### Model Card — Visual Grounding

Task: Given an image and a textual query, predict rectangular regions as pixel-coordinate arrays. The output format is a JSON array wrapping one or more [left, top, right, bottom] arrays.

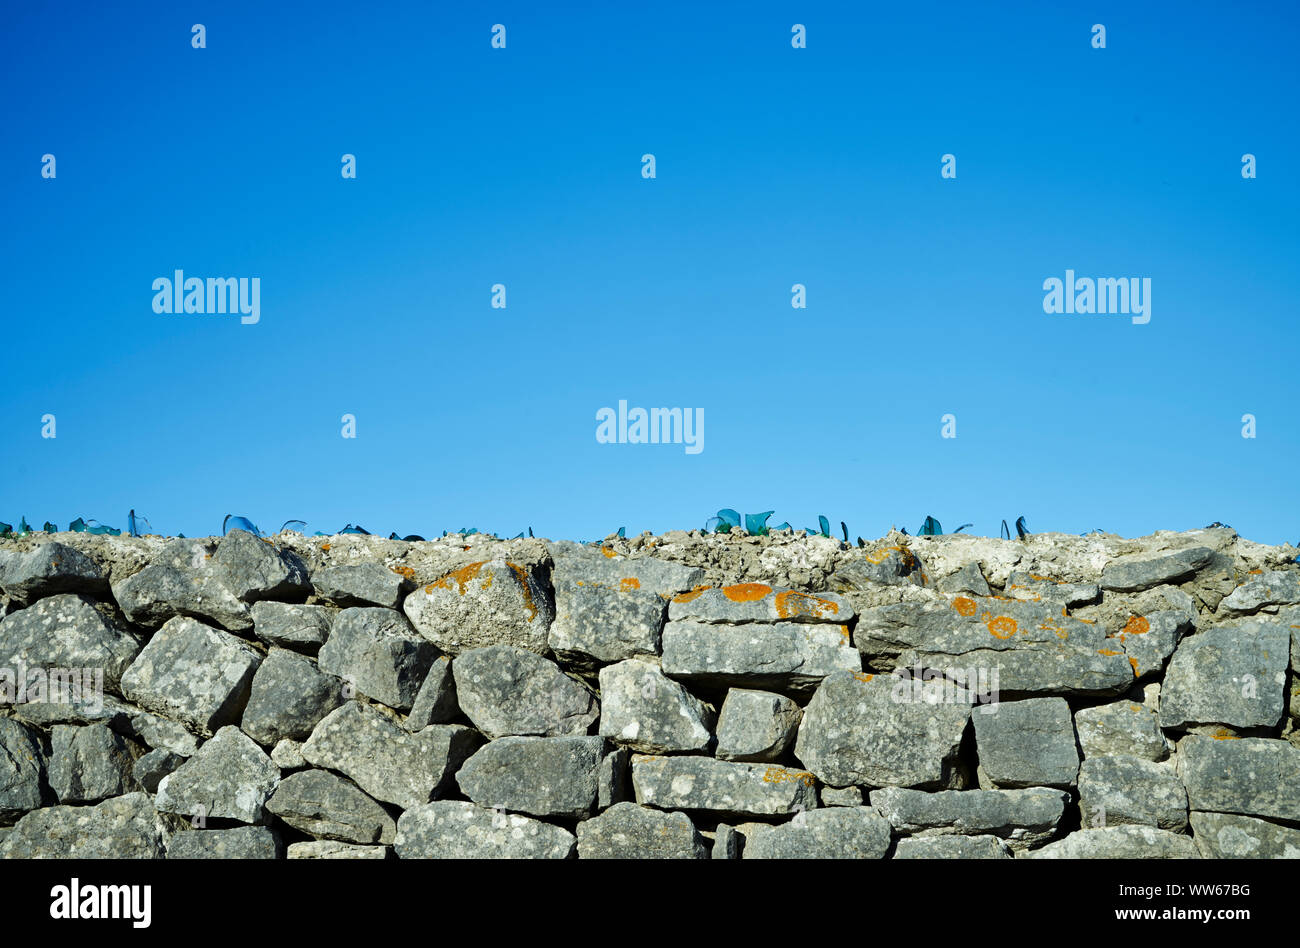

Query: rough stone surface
[[287, 840, 389, 859], [1074, 700, 1169, 761], [1078, 756, 1188, 832], [1160, 620, 1289, 730], [0, 717, 46, 821], [405, 655, 459, 729], [266, 769, 396, 844], [894, 834, 1012, 859], [403, 559, 553, 654], [742, 807, 892, 859], [0, 793, 167, 858], [47, 723, 137, 803], [0, 593, 141, 688], [155, 726, 280, 824], [1190, 811, 1300, 859], [576, 801, 707, 858], [167, 826, 283, 859], [211, 529, 310, 603], [973, 698, 1080, 789], [317, 607, 434, 712], [1101, 547, 1216, 593], [0, 542, 106, 603], [453, 645, 597, 739], [1219, 570, 1300, 616], [1028, 825, 1200, 859], [631, 754, 818, 817], [597, 659, 713, 754], [869, 786, 1068, 851], [456, 736, 606, 819], [1177, 736, 1300, 823], [313, 564, 404, 608], [395, 801, 575, 859], [241, 648, 346, 746], [715, 688, 802, 762], [662, 619, 860, 694], [132, 748, 184, 794], [550, 580, 667, 667], [250, 601, 333, 652]]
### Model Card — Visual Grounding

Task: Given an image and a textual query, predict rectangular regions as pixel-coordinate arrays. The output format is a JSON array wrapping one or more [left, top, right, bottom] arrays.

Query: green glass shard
[[918, 516, 942, 536], [818, 515, 830, 538], [43, 521, 57, 533], [745, 511, 774, 536], [223, 515, 263, 538], [1015, 516, 1030, 539], [953, 523, 973, 533]]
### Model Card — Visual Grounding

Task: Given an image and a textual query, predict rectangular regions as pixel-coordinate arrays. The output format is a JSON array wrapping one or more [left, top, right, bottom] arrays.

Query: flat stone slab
[[312, 563, 404, 608], [0, 793, 167, 858], [394, 801, 575, 859], [1074, 700, 1168, 761], [1078, 756, 1188, 832], [1028, 825, 1200, 859], [973, 697, 1079, 789], [1219, 569, 1300, 616], [742, 807, 892, 859], [576, 801, 707, 859], [894, 835, 1012, 859], [662, 619, 860, 694], [668, 584, 853, 625], [631, 754, 817, 817], [1189, 811, 1300, 858], [166, 826, 283, 859], [452, 645, 598, 739], [868, 786, 1068, 851], [597, 659, 713, 754], [455, 736, 607, 819], [403, 559, 553, 654], [1159, 620, 1289, 730], [287, 840, 390, 859], [1177, 736, 1300, 823], [1100, 547, 1216, 593]]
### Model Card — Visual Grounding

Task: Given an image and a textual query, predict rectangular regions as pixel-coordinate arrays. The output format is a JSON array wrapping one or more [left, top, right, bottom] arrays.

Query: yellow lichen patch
[[987, 616, 1017, 639], [853, 672, 874, 683], [600, 547, 618, 559], [864, 545, 916, 570], [1211, 729, 1240, 741], [1248, 568, 1262, 575], [320, 543, 331, 552], [1097, 648, 1123, 656], [1128, 657, 1140, 677], [391, 566, 416, 581], [762, 766, 816, 788], [774, 590, 839, 620], [1123, 615, 1150, 636], [952, 597, 978, 617], [430, 561, 488, 596], [724, 582, 772, 603], [672, 585, 711, 603], [838, 624, 851, 645], [619, 577, 641, 591], [506, 562, 538, 622]]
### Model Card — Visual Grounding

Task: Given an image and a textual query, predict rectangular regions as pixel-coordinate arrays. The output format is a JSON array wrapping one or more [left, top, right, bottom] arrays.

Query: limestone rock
[[403, 559, 553, 654], [394, 801, 575, 859], [973, 698, 1079, 789], [631, 754, 817, 817], [597, 659, 713, 754], [456, 736, 606, 819], [715, 688, 801, 762], [742, 807, 892, 859], [453, 645, 597, 739], [155, 726, 280, 824], [317, 607, 435, 712], [576, 801, 708, 859], [266, 769, 396, 844]]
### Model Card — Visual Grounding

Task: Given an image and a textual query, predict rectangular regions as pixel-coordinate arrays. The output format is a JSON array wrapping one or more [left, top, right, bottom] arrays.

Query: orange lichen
[[600, 547, 618, 559], [391, 566, 416, 581], [774, 590, 840, 620], [839, 624, 851, 645], [952, 597, 978, 617], [762, 767, 816, 788], [987, 616, 1017, 639], [724, 582, 772, 603], [672, 585, 711, 603], [506, 562, 538, 622], [1097, 648, 1123, 656], [1123, 615, 1150, 636], [1128, 657, 1140, 676], [853, 672, 874, 683], [320, 543, 331, 552], [619, 577, 641, 591], [1212, 729, 1240, 741], [864, 545, 916, 570], [430, 561, 488, 596]]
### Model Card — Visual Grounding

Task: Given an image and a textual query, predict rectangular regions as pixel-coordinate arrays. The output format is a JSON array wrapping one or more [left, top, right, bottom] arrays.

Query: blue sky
[[2, 1, 1297, 543]]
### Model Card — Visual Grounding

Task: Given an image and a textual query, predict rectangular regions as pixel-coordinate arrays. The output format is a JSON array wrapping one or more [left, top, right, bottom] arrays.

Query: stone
[[1100, 547, 1216, 593], [794, 671, 971, 789], [936, 563, 992, 597], [394, 801, 575, 859], [894, 835, 1012, 859], [312, 563, 405, 608], [715, 688, 802, 762], [1189, 812, 1300, 859], [250, 601, 333, 652], [828, 545, 923, 588], [317, 607, 435, 711], [211, 529, 310, 602], [1177, 736, 1300, 823], [549, 543, 705, 597], [820, 786, 864, 807], [550, 580, 667, 667], [403, 559, 553, 654], [973, 698, 1079, 789], [266, 769, 396, 844], [132, 748, 184, 793], [287, 840, 389, 859], [868, 786, 1069, 851], [167, 826, 283, 859], [405, 655, 458, 729], [661, 620, 860, 694], [456, 736, 606, 819], [0, 542, 106, 603], [1219, 569, 1300, 616], [270, 739, 306, 770], [711, 824, 741, 859], [111, 539, 252, 631], [742, 807, 892, 859], [453, 645, 597, 739], [1074, 700, 1168, 761], [597, 659, 713, 754], [1078, 756, 1188, 832], [129, 710, 200, 757], [576, 802, 707, 859], [7, 693, 133, 730], [631, 754, 817, 817], [1160, 620, 1289, 730], [155, 726, 280, 824], [667, 583, 854, 625], [1004, 570, 1098, 607], [240, 648, 346, 745], [0, 793, 167, 858], [1028, 826, 1199, 859], [47, 724, 137, 803], [0, 593, 141, 689], [300, 701, 481, 808], [0, 717, 46, 821], [119, 616, 262, 736]]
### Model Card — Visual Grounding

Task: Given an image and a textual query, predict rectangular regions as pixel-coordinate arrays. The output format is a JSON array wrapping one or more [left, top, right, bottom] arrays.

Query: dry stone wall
[[1, 525, 1299, 859]]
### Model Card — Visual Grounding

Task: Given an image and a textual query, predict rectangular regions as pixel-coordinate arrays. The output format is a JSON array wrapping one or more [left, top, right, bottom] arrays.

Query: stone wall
[[1, 525, 1298, 859]]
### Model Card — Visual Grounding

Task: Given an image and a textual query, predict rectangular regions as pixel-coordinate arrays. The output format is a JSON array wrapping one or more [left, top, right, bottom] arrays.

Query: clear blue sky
[[3, 1, 1297, 543]]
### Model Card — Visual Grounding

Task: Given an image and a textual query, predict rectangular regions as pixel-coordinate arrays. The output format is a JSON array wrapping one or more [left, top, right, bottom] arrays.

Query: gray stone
[[300, 701, 481, 808], [742, 807, 892, 859], [270, 739, 306, 770], [1029, 825, 1199, 859], [668, 584, 854, 625], [1100, 547, 1216, 593], [576, 802, 707, 859], [167, 826, 283, 859], [212, 529, 310, 602], [820, 786, 864, 807], [1078, 756, 1188, 832], [973, 698, 1079, 789], [453, 645, 597, 739], [7, 693, 133, 730], [0, 542, 106, 603], [550, 543, 705, 598], [48, 724, 136, 803], [1177, 736, 1300, 823], [936, 563, 992, 597], [1219, 569, 1300, 616], [1004, 570, 1098, 606], [794, 671, 971, 789], [894, 835, 1012, 859], [287, 840, 389, 859], [129, 710, 199, 757], [711, 823, 741, 859], [250, 601, 334, 652], [155, 726, 280, 824], [661, 619, 860, 694], [0, 793, 166, 858], [456, 736, 606, 819], [0, 593, 141, 689], [266, 769, 396, 844], [111, 539, 252, 631], [1160, 621, 1289, 730], [119, 616, 262, 736], [1074, 700, 1168, 761], [317, 607, 435, 711], [868, 786, 1068, 851], [312, 563, 405, 608], [597, 659, 713, 754], [715, 688, 801, 762], [1190, 811, 1300, 859], [631, 754, 817, 817], [828, 545, 922, 588], [403, 559, 553, 654], [550, 579, 666, 667], [132, 748, 184, 793], [394, 801, 575, 859], [405, 655, 458, 729], [0, 717, 46, 821], [240, 648, 346, 746]]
